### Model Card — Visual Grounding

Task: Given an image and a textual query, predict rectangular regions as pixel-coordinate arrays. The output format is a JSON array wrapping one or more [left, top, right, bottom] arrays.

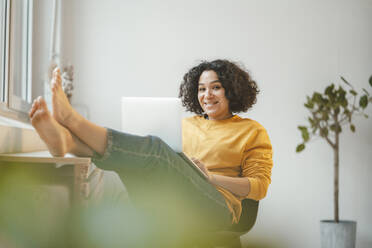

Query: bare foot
[[29, 96, 73, 157], [51, 67, 76, 127]]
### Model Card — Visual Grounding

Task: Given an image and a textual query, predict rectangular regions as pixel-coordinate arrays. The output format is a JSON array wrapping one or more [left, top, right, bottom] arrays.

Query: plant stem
[[334, 126, 340, 223]]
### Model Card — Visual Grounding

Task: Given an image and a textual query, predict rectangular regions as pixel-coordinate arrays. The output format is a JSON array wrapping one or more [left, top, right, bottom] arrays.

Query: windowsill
[[0, 114, 33, 129], [0, 115, 46, 154]]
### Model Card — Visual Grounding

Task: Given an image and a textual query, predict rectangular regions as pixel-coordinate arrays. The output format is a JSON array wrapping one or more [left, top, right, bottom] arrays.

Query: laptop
[[121, 97, 208, 179]]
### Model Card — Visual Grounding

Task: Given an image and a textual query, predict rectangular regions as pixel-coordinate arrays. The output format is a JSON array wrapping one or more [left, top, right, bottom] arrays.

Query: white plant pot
[[320, 220, 357, 248]]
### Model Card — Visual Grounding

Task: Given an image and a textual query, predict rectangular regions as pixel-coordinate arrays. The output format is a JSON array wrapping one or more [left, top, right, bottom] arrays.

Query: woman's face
[[197, 70, 231, 120]]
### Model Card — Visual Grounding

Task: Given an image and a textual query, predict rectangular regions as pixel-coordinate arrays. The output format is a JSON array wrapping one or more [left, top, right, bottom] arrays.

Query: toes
[[53, 67, 62, 87], [29, 99, 39, 118], [29, 108, 34, 118], [56, 75, 62, 87], [30, 109, 40, 124], [51, 77, 62, 91], [36, 96, 43, 103], [53, 67, 60, 78], [29, 109, 33, 118], [30, 108, 51, 128], [30, 109, 43, 125], [33, 99, 40, 109], [38, 96, 48, 110], [51, 82, 57, 92]]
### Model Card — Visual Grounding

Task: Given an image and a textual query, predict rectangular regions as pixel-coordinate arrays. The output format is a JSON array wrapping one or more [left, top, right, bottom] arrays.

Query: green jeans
[[92, 128, 231, 245]]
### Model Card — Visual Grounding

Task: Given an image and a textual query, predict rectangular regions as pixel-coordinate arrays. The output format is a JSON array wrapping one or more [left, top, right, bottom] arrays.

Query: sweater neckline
[[200, 114, 241, 124]]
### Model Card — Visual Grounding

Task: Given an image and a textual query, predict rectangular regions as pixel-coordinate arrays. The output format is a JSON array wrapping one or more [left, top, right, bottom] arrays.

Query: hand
[[191, 158, 214, 183]]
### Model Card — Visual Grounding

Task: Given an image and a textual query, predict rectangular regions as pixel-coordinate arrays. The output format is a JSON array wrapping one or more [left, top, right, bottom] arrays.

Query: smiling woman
[[179, 59, 259, 116], [197, 70, 232, 120], [29, 59, 273, 246], [179, 60, 272, 225]]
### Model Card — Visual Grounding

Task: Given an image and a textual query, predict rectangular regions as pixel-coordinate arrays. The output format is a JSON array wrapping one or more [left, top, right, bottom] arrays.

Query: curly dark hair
[[179, 59, 259, 115]]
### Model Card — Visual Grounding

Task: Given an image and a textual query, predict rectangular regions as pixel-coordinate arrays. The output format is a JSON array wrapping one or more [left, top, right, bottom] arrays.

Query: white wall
[[32, 0, 56, 101], [61, 0, 372, 247]]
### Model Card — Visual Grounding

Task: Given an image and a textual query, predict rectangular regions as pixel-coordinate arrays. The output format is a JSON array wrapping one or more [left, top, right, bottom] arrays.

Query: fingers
[[191, 157, 207, 170], [191, 157, 203, 167], [191, 158, 213, 181]]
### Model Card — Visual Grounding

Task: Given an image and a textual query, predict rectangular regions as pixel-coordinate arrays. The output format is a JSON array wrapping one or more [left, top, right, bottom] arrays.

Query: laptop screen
[[121, 97, 188, 152]]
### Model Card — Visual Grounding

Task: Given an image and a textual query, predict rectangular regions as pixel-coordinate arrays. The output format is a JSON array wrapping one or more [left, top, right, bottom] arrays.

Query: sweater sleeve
[[241, 127, 273, 201]]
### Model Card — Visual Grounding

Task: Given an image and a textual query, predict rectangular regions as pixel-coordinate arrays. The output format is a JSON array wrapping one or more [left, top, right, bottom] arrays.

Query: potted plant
[[296, 76, 372, 248]]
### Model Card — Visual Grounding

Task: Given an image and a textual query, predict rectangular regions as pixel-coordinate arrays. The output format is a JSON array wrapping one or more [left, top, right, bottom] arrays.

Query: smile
[[204, 101, 219, 107]]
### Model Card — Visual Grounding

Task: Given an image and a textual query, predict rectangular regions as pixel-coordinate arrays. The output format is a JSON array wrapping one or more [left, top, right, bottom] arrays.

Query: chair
[[194, 199, 259, 248]]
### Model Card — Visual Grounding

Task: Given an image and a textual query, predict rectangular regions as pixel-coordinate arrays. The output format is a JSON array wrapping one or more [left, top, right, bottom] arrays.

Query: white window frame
[[0, 0, 33, 123], [1, 0, 10, 104]]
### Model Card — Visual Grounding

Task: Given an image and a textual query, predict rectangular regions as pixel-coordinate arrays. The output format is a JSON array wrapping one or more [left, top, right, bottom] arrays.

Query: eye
[[213, 85, 221, 90], [198, 87, 206, 92]]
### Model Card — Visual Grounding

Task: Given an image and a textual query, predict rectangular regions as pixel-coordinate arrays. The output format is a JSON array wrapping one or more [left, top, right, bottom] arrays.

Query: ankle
[[62, 128, 75, 155], [64, 108, 80, 131], [49, 139, 68, 157]]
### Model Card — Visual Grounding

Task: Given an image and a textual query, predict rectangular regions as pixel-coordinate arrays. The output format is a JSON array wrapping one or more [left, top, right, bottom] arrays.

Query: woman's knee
[[146, 135, 177, 166], [148, 135, 171, 151]]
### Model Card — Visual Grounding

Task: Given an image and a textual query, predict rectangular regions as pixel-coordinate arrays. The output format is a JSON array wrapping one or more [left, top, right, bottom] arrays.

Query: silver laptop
[[121, 97, 207, 178]]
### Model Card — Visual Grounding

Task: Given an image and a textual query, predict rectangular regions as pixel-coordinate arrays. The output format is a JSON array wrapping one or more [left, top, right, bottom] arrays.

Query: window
[[1, 0, 61, 124], [0, 0, 7, 103], [0, 0, 33, 122]]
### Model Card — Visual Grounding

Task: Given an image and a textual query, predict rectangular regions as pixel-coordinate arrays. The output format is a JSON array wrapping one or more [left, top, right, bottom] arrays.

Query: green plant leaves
[[298, 126, 307, 131], [312, 92, 323, 104], [330, 124, 342, 133], [336, 86, 347, 107], [359, 95, 368, 109], [344, 108, 352, 122], [304, 102, 314, 109], [325, 84, 335, 96], [298, 126, 310, 142], [350, 124, 355, 132], [349, 90, 357, 96], [334, 106, 340, 115], [296, 75, 371, 154], [296, 143, 305, 152], [304, 96, 314, 109], [302, 130, 310, 141], [320, 127, 329, 137], [341, 98, 348, 107], [341, 76, 351, 87]]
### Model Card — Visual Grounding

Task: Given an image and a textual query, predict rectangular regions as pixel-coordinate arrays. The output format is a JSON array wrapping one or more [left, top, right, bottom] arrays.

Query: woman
[[29, 59, 273, 245]]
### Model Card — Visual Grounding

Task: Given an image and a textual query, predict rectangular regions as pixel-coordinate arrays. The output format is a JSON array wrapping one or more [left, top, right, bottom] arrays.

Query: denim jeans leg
[[92, 128, 232, 234]]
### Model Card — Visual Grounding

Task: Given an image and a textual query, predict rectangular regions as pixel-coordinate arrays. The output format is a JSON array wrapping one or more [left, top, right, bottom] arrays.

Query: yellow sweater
[[182, 115, 273, 223]]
